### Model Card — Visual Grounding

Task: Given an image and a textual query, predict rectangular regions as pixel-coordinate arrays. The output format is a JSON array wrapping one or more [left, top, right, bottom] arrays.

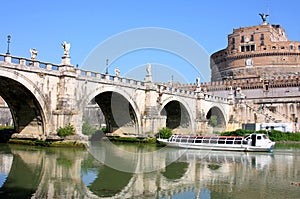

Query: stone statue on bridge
[[114, 68, 120, 77], [196, 76, 201, 88], [30, 48, 38, 60], [61, 41, 71, 57], [145, 63, 152, 82], [146, 63, 151, 76]]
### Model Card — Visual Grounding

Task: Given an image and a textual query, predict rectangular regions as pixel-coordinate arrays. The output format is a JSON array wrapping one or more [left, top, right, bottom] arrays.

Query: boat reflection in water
[[0, 142, 299, 198]]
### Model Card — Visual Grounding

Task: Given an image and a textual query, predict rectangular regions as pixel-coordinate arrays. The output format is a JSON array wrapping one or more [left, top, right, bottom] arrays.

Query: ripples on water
[[0, 143, 299, 198]]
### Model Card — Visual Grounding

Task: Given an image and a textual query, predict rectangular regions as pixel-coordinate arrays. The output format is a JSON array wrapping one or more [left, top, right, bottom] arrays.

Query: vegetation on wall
[[57, 124, 75, 137]]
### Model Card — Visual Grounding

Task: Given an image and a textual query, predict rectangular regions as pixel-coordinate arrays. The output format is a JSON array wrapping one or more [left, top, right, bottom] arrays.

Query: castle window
[[298, 45, 300, 50], [261, 40, 265, 46], [241, 36, 244, 43], [261, 34, 264, 40], [240, 44, 255, 52], [251, 35, 254, 41], [272, 46, 276, 49], [241, 46, 245, 52], [246, 45, 250, 51], [290, 45, 294, 50], [232, 37, 235, 44], [231, 44, 235, 50]]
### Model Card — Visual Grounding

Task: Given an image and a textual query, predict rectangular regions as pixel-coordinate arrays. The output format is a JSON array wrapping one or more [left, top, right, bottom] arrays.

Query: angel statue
[[259, 13, 269, 24], [146, 63, 151, 76], [30, 48, 38, 60], [114, 68, 120, 77], [61, 41, 71, 57]]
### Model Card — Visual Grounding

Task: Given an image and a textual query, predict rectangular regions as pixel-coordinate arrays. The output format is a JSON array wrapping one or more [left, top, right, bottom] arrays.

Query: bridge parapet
[[0, 53, 60, 71], [156, 84, 196, 98]]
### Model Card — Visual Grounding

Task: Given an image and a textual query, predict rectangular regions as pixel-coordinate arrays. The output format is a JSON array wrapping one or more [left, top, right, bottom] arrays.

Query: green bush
[[221, 129, 253, 136], [57, 124, 75, 137], [158, 127, 173, 139], [221, 129, 300, 141]]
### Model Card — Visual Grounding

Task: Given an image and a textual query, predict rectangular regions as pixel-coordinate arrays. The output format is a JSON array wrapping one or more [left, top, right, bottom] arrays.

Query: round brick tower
[[211, 17, 300, 81]]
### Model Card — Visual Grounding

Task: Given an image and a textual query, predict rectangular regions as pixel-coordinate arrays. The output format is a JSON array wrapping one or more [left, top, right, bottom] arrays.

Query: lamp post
[[105, 58, 109, 74], [6, 35, 11, 55]]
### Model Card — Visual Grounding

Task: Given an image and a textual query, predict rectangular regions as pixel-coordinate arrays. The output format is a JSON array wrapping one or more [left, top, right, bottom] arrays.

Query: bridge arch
[[82, 86, 142, 134], [0, 70, 49, 136], [206, 105, 227, 127], [159, 97, 194, 134]]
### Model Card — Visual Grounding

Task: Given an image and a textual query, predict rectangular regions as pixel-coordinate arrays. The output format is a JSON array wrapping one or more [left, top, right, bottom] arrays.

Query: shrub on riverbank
[[0, 126, 14, 130], [220, 129, 300, 141], [106, 136, 157, 144], [158, 127, 172, 139]]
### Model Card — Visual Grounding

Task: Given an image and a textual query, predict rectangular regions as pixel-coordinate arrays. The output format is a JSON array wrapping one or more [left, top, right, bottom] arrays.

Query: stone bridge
[[0, 53, 232, 140]]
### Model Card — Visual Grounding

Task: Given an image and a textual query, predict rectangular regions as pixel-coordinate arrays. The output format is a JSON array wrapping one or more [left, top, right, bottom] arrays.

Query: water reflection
[[0, 143, 299, 198]]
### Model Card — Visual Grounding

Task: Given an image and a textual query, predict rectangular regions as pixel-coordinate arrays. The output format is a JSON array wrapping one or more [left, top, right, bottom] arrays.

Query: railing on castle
[[200, 76, 300, 91]]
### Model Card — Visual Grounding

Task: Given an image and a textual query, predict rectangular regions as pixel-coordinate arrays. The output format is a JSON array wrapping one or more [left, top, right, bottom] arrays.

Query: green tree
[[209, 115, 218, 127]]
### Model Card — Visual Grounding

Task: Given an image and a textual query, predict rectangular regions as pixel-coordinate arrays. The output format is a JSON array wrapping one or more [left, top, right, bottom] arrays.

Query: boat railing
[[170, 135, 245, 145]]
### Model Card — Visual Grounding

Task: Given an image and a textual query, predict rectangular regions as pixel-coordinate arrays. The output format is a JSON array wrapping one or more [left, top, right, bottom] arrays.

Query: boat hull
[[157, 139, 275, 152]]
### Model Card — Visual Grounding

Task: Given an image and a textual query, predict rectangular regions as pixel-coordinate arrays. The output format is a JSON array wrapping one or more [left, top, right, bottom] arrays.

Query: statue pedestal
[[145, 74, 152, 82], [61, 56, 71, 66]]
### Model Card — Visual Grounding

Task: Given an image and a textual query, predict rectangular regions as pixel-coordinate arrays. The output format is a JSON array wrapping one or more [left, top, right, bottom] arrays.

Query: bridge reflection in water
[[0, 143, 299, 198]]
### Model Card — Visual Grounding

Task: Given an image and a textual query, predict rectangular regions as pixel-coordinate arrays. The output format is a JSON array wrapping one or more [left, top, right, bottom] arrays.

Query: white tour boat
[[157, 134, 275, 152]]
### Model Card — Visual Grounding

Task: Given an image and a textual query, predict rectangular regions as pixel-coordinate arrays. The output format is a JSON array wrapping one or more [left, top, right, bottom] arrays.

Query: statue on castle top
[[30, 48, 38, 60], [259, 13, 269, 24], [61, 41, 70, 57]]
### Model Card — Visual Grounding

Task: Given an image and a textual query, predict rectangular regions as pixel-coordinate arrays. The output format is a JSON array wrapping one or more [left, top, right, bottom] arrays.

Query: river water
[[0, 141, 299, 199]]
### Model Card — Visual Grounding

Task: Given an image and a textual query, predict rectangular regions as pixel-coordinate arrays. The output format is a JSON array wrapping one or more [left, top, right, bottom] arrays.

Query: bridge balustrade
[[0, 54, 60, 71]]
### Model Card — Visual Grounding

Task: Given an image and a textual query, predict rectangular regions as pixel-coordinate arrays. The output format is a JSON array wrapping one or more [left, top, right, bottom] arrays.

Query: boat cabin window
[[210, 138, 218, 144], [203, 138, 210, 143], [181, 138, 188, 142], [234, 138, 243, 144], [263, 135, 267, 139], [195, 139, 202, 143], [244, 135, 250, 140], [226, 138, 234, 144], [218, 138, 226, 144], [188, 138, 194, 143], [257, 135, 262, 140]]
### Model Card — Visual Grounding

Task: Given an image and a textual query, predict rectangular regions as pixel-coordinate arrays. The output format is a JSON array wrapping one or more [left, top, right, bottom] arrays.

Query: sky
[[1, 0, 300, 83]]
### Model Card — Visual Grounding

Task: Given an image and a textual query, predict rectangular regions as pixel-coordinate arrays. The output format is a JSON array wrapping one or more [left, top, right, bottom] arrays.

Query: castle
[[211, 15, 300, 81], [206, 14, 300, 132]]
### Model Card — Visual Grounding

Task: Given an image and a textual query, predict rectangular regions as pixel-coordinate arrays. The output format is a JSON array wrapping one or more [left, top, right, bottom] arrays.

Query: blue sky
[[1, 0, 300, 82]]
